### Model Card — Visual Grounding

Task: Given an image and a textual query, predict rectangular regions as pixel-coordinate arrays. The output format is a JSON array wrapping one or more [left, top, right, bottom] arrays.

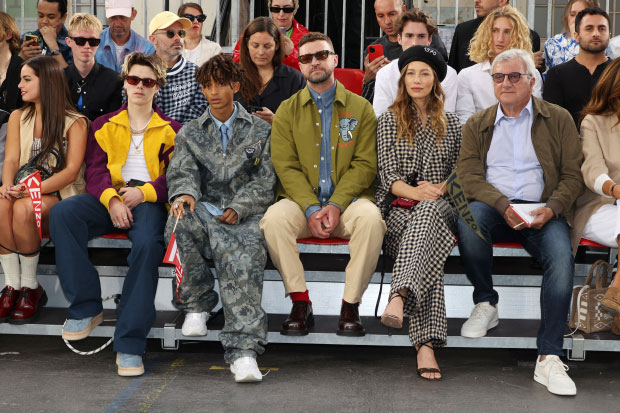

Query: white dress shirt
[[456, 60, 543, 125], [373, 58, 458, 117], [486, 98, 544, 201]]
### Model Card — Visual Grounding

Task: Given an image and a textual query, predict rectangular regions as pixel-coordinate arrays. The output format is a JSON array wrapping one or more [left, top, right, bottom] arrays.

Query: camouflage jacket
[[166, 102, 276, 222]]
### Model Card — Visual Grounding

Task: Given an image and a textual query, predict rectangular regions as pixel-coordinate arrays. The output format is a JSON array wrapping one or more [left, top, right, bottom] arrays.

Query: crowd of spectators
[[2, 0, 620, 396]]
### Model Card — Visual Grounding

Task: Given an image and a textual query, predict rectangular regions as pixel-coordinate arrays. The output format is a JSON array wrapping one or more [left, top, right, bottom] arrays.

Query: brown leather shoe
[[337, 301, 365, 337], [0, 286, 20, 323], [612, 315, 620, 336], [281, 301, 314, 336], [9, 285, 47, 324]]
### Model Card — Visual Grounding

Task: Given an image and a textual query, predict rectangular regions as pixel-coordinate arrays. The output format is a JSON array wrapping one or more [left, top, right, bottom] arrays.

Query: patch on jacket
[[339, 118, 358, 142], [243, 140, 262, 159]]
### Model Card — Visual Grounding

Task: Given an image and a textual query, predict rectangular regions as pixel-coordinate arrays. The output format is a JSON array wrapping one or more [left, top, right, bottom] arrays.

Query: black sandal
[[416, 342, 442, 381], [380, 291, 406, 329]]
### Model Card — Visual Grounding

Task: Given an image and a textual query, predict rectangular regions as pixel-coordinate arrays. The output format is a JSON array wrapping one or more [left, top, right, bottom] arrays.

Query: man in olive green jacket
[[260, 32, 386, 338], [456, 49, 583, 396]]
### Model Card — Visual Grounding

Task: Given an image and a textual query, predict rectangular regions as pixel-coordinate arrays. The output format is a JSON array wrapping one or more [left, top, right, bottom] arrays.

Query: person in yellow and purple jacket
[[50, 52, 181, 377]]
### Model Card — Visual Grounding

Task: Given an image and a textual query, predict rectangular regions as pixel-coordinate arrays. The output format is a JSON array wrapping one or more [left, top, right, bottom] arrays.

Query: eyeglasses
[[269, 6, 295, 14], [157, 29, 186, 39], [183, 13, 207, 23], [298, 49, 335, 64], [125, 75, 158, 88], [69, 36, 101, 47], [491, 72, 531, 84]]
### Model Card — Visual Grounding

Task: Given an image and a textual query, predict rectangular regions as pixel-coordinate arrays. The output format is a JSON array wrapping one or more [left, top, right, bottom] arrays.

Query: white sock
[[0, 253, 20, 289], [19, 254, 39, 289]]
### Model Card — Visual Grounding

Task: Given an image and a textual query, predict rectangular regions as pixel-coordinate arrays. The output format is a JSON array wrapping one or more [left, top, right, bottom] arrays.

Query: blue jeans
[[49, 193, 166, 356], [457, 201, 574, 356]]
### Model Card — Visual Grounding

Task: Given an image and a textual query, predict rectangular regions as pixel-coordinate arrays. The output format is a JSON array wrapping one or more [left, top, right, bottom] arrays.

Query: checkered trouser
[[383, 198, 456, 347]]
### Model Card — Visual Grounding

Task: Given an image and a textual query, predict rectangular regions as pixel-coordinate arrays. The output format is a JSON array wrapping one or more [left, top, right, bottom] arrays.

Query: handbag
[[13, 148, 59, 185], [568, 260, 614, 333]]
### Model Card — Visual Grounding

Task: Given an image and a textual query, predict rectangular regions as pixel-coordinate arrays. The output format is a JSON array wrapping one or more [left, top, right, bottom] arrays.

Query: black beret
[[398, 46, 447, 82]]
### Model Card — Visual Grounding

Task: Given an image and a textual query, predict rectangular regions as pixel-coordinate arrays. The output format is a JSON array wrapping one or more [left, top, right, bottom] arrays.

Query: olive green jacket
[[457, 97, 584, 221], [271, 82, 378, 213]]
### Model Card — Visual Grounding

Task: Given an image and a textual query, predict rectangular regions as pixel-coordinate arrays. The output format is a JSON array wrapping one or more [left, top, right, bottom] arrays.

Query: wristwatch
[[51, 48, 60, 56]]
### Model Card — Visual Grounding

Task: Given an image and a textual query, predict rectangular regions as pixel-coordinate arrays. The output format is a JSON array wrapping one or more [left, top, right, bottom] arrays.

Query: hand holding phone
[[20, 34, 42, 60], [367, 44, 384, 63]]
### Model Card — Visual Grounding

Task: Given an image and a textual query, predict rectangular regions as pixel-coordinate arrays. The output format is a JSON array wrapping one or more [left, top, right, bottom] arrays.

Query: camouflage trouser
[[165, 203, 268, 363]]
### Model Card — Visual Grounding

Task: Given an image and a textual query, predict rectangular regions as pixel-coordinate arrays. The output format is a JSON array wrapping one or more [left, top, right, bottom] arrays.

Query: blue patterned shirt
[[154, 56, 207, 124], [544, 32, 611, 75], [22, 26, 72, 65], [305, 82, 337, 220]]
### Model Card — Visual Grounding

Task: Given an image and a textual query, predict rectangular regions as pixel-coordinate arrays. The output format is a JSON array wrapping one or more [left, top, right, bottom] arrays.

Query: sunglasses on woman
[[298, 50, 335, 64], [157, 29, 186, 39], [270, 6, 295, 13], [183, 13, 207, 23], [125, 75, 158, 88], [69, 36, 101, 47]]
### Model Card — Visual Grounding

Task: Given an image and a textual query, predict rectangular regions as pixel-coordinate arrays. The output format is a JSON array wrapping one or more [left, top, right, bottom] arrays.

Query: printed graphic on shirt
[[338, 117, 358, 143], [243, 140, 263, 159]]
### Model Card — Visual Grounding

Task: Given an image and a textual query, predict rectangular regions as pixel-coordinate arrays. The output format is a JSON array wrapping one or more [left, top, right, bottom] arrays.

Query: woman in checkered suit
[[375, 46, 462, 381]]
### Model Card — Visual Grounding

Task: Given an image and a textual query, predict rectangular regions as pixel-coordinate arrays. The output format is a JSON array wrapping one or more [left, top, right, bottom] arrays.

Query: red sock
[[291, 290, 311, 304], [342, 299, 359, 306]]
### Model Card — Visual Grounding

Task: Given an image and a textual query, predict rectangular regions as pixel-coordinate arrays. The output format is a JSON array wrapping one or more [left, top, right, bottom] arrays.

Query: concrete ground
[[0, 335, 618, 412]]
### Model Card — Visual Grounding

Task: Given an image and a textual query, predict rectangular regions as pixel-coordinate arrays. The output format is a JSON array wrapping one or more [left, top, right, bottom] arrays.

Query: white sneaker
[[534, 355, 577, 396], [181, 312, 210, 337], [230, 357, 262, 383], [461, 301, 499, 338]]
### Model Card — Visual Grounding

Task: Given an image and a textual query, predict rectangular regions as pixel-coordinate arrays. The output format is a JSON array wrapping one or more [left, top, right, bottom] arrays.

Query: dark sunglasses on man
[[69, 36, 101, 47], [298, 49, 336, 64], [183, 13, 207, 23], [270, 6, 295, 13], [157, 29, 186, 39], [125, 75, 159, 88]]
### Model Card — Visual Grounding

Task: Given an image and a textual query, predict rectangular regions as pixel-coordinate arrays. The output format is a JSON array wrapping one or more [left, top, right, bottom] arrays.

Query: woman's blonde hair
[[468, 5, 532, 63], [0, 12, 20, 54], [388, 63, 446, 144]]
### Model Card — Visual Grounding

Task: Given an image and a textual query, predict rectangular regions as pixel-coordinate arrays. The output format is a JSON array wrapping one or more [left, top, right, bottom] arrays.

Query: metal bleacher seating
[[1, 231, 619, 360]]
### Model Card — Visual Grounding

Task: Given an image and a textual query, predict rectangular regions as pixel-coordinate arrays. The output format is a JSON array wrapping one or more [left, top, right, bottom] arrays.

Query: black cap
[[398, 46, 447, 82]]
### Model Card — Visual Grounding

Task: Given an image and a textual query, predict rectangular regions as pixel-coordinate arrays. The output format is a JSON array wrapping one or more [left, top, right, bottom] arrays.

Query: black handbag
[[13, 147, 60, 185]]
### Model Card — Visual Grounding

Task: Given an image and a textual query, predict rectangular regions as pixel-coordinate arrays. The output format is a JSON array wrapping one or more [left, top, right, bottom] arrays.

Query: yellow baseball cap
[[149, 11, 191, 35]]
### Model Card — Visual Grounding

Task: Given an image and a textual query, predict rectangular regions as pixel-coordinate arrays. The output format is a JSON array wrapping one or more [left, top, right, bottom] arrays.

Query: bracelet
[[175, 198, 186, 204], [610, 184, 617, 198]]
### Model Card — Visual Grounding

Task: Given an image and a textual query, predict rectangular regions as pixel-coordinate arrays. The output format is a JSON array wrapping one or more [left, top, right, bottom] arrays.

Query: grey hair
[[491, 49, 536, 77]]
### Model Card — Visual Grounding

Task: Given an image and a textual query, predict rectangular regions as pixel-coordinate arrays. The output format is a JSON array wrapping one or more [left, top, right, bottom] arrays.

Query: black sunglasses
[[70, 36, 101, 47], [298, 49, 335, 64], [270, 6, 295, 14], [183, 13, 207, 23], [490, 72, 531, 84], [157, 29, 186, 39], [125, 75, 158, 88]]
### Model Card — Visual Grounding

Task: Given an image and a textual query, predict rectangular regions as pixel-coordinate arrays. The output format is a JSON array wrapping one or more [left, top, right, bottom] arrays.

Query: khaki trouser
[[259, 198, 386, 303]]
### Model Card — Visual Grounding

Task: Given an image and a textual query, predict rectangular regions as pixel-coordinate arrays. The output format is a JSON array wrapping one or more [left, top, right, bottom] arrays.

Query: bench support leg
[[567, 334, 586, 361], [161, 322, 179, 350]]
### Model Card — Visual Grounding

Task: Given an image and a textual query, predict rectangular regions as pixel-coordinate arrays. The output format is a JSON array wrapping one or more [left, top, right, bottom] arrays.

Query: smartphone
[[367, 44, 384, 63], [24, 34, 39, 44], [249, 105, 263, 113]]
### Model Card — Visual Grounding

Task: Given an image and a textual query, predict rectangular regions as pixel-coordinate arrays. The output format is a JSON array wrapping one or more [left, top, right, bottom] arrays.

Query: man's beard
[[307, 69, 332, 84], [580, 40, 608, 54]]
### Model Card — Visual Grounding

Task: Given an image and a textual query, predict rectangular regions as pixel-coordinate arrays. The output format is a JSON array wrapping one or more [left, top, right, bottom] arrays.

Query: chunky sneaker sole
[[533, 371, 577, 396], [231, 367, 262, 383], [62, 312, 104, 341], [461, 315, 499, 338], [116, 354, 145, 377]]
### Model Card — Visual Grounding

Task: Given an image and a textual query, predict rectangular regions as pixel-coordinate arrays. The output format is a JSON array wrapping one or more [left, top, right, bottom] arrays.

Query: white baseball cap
[[105, 0, 134, 18]]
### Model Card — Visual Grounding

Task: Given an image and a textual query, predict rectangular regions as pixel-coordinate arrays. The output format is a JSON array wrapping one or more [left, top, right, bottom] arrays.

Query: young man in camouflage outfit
[[165, 54, 275, 383]]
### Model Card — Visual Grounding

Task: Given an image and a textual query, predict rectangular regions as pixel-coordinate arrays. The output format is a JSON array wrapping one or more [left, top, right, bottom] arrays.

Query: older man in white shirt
[[373, 9, 457, 117]]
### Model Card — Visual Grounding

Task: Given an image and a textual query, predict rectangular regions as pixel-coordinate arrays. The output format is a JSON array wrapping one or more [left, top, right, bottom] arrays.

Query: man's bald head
[[374, 0, 406, 40]]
